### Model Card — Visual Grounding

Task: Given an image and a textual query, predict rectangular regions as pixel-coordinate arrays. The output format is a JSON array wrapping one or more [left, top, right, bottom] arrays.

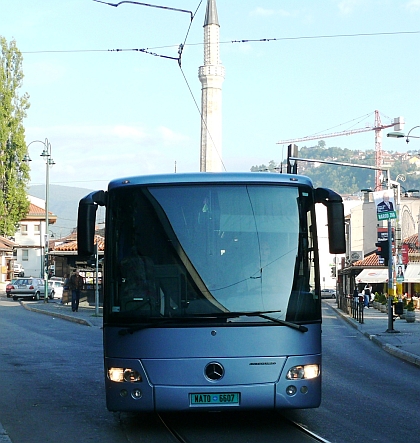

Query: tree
[[250, 160, 281, 172], [0, 36, 30, 236]]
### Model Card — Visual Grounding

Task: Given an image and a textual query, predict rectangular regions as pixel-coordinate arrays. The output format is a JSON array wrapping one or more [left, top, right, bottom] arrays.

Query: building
[[338, 189, 420, 297], [13, 196, 57, 278], [0, 236, 16, 282]]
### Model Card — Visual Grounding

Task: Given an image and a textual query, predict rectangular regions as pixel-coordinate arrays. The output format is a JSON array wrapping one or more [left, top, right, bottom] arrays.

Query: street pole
[[386, 169, 399, 333], [25, 139, 54, 302], [42, 141, 51, 304], [94, 243, 99, 316]]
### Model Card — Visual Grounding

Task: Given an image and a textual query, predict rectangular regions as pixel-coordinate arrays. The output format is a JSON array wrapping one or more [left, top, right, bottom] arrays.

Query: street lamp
[[24, 138, 55, 303], [387, 125, 420, 144]]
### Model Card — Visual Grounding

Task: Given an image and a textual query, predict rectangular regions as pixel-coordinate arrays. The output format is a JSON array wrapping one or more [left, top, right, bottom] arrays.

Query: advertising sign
[[373, 190, 396, 221], [401, 244, 409, 265]]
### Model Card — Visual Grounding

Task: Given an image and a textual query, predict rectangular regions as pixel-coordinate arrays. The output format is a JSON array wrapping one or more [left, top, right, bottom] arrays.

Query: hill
[[29, 184, 94, 238], [251, 143, 420, 194]]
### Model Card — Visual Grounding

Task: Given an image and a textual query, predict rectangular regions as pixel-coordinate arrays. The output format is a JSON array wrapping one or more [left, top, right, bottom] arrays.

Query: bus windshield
[[106, 183, 319, 324]]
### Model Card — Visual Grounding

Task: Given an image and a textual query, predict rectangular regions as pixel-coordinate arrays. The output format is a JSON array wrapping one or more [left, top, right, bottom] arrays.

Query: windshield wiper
[[118, 318, 177, 335], [118, 310, 308, 335], [179, 310, 308, 333], [209, 310, 308, 332], [252, 313, 308, 333], [118, 315, 228, 335]]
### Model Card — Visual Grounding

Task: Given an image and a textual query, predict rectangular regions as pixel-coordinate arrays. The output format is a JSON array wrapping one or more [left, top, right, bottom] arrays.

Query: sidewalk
[[324, 299, 420, 367], [20, 299, 103, 328]]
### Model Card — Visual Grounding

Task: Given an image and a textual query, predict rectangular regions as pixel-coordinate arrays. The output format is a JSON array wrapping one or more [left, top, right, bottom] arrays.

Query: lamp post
[[387, 125, 420, 143], [24, 139, 55, 303]]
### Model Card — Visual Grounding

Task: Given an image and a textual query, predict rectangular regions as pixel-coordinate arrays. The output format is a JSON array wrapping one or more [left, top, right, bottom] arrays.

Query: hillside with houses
[[252, 143, 420, 195]]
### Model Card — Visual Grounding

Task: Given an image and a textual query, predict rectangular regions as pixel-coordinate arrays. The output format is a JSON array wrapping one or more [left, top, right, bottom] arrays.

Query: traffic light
[[330, 266, 336, 277], [287, 144, 298, 174], [375, 240, 389, 265], [86, 254, 96, 268]]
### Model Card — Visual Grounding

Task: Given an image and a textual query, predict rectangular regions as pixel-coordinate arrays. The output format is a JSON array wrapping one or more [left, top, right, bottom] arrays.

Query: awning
[[404, 263, 420, 283], [356, 268, 389, 284]]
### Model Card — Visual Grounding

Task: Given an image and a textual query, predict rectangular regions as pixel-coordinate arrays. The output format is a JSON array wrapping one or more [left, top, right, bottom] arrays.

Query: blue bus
[[77, 172, 345, 412]]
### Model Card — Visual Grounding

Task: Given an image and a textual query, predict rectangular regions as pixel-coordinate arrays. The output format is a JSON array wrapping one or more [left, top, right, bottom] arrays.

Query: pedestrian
[[363, 284, 371, 308], [353, 287, 359, 299], [68, 269, 84, 312], [63, 273, 69, 289]]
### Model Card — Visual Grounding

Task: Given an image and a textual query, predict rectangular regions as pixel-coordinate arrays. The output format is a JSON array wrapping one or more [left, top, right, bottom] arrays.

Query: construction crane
[[277, 110, 404, 190]]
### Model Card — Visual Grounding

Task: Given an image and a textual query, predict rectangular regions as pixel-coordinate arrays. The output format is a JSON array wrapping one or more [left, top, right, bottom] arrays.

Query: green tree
[[250, 160, 281, 172], [0, 36, 30, 236]]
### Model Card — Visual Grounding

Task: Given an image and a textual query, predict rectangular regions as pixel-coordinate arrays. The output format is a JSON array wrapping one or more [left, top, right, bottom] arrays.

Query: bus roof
[[107, 172, 314, 190]]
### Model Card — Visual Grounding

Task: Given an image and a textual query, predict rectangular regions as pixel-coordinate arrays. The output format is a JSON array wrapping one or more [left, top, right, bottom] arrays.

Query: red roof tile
[[53, 235, 104, 252], [0, 236, 16, 251], [353, 253, 380, 267], [21, 203, 57, 223]]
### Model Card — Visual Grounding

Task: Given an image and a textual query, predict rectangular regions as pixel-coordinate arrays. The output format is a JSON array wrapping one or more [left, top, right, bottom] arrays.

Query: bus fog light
[[286, 385, 297, 396], [120, 389, 128, 397], [286, 364, 319, 380], [300, 386, 308, 394], [131, 389, 142, 399]]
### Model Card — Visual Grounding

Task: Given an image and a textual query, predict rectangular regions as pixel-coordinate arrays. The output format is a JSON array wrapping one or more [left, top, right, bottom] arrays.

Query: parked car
[[6, 279, 18, 298], [9, 278, 53, 301], [48, 280, 64, 299], [321, 288, 336, 299], [13, 263, 25, 277]]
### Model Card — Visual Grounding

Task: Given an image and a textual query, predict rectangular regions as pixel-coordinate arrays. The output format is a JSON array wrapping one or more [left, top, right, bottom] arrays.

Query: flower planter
[[380, 304, 387, 313], [406, 311, 416, 323]]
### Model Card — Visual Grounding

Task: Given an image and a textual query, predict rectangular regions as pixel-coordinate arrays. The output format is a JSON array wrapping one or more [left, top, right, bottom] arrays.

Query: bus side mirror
[[326, 200, 346, 254], [77, 191, 106, 257], [315, 187, 346, 255]]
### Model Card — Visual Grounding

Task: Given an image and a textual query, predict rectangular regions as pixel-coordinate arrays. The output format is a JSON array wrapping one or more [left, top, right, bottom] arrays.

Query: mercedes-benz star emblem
[[205, 362, 224, 381]]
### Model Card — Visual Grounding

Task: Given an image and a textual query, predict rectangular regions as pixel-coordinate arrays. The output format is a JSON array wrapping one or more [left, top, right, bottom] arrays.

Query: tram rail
[[156, 412, 332, 443]]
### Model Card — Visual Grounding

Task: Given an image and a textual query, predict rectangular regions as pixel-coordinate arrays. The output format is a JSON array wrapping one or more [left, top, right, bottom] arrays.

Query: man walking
[[69, 269, 84, 312]]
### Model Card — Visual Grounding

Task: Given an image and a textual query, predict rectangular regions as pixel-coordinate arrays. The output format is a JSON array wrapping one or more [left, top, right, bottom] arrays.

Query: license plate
[[190, 393, 240, 405]]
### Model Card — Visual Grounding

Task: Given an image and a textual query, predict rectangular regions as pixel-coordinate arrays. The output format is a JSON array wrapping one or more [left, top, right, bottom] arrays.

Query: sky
[[2, 0, 420, 190]]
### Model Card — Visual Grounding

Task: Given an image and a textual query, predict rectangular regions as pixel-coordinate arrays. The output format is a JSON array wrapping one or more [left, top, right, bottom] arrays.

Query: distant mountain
[[29, 184, 94, 238]]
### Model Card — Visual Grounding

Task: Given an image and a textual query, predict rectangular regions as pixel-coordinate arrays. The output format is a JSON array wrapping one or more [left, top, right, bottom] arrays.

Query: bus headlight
[[286, 364, 319, 380], [108, 367, 142, 383]]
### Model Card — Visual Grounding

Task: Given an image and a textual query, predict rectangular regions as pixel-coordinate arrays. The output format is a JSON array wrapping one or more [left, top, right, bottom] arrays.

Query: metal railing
[[337, 294, 364, 324]]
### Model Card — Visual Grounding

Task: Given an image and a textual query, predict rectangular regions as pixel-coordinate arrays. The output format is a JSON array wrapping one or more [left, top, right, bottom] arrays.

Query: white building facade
[[13, 195, 57, 278]]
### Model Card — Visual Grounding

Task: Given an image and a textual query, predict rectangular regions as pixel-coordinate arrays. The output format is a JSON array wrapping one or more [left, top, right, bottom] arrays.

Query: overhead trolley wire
[[21, 29, 420, 55]]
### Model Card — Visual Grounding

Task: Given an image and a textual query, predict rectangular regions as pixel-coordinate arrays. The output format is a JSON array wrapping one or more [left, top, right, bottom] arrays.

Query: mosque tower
[[198, 0, 225, 172]]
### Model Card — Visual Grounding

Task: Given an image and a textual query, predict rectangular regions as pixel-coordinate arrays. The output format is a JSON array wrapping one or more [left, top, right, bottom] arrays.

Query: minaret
[[199, 0, 225, 172]]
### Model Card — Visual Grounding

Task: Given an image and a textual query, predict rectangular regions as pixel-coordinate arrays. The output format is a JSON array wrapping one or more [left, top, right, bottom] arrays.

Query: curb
[[329, 303, 420, 368], [20, 301, 93, 327]]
